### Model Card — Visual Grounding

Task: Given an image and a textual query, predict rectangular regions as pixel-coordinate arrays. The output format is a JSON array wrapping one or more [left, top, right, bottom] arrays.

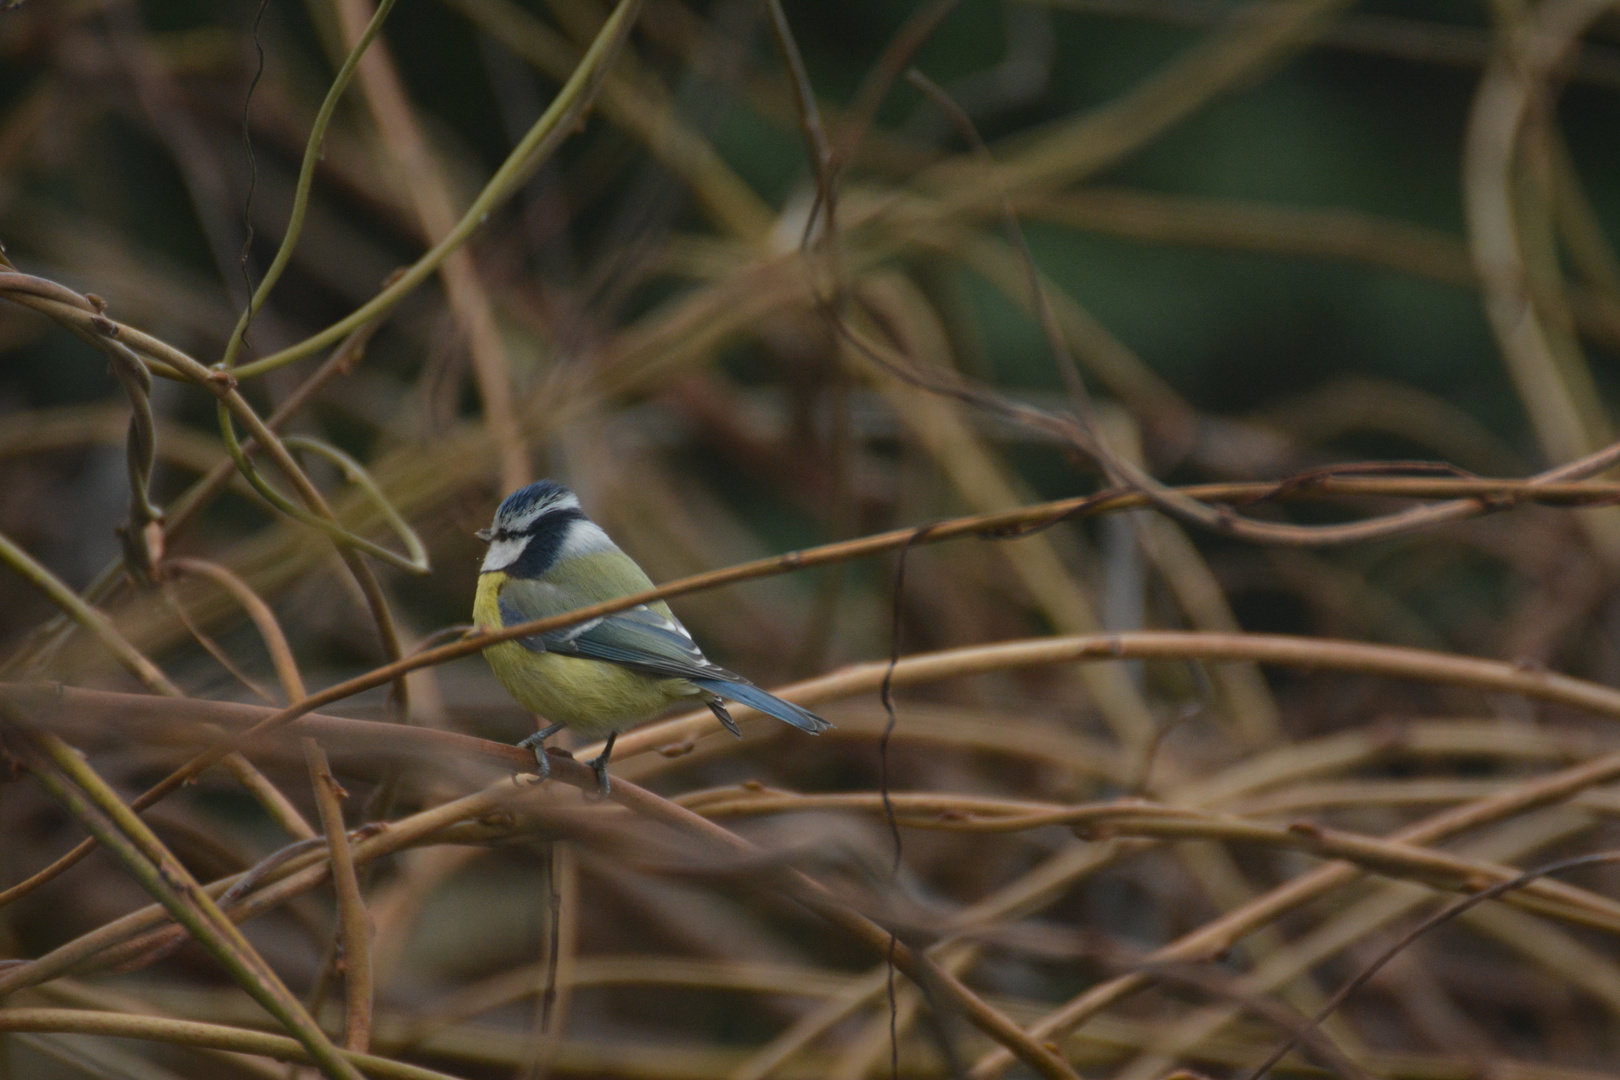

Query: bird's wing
[[497, 575, 739, 683], [497, 573, 831, 734]]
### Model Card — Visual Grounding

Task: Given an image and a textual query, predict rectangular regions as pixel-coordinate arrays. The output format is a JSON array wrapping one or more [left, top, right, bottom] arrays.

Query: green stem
[[221, 0, 401, 370], [231, 0, 643, 380], [0, 528, 178, 696], [284, 435, 429, 572], [14, 728, 367, 1080], [216, 402, 429, 573]]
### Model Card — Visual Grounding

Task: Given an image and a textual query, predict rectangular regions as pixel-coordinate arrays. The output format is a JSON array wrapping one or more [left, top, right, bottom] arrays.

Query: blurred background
[[3, 0, 1620, 1077]]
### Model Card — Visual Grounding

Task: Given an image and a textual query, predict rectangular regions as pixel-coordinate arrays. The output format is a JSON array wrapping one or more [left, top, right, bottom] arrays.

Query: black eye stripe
[[507, 507, 587, 578]]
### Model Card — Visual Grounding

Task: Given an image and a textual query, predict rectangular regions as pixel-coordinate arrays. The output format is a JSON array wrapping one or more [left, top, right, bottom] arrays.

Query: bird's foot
[[585, 732, 617, 800], [586, 755, 612, 799], [516, 732, 551, 780], [516, 721, 567, 781]]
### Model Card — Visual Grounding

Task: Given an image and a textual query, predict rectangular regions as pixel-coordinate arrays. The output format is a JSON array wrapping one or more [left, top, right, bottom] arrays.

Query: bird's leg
[[586, 732, 617, 798], [517, 721, 567, 779]]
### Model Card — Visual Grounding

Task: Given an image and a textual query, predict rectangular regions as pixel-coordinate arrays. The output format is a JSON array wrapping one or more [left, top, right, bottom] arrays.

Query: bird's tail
[[691, 678, 832, 734]]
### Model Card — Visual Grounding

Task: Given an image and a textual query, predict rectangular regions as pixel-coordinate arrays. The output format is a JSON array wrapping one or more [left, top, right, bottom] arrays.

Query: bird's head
[[477, 479, 590, 575]]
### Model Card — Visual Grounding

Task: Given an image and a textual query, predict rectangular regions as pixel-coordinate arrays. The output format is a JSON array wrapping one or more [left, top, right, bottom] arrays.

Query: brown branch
[[0, 1008, 461, 1080], [3, 725, 367, 1080], [303, 737, 374, 1053]]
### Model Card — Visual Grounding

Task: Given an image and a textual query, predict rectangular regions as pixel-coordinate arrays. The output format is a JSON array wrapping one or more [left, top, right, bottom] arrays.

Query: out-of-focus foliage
[[2, 0, 1620, 1077]]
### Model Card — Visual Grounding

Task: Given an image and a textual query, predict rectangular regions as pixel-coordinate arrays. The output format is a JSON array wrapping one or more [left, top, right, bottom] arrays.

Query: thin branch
[[1245, 850, 1620, 1080], [0, 1008, 462, 1080], [0, 526, 178, 696], [162, 557, 307, 702], [220, 0, 401, 369], [303, 737, 374, 1053], [231, 0, 643, 378], [4, 725, 367, 1080]]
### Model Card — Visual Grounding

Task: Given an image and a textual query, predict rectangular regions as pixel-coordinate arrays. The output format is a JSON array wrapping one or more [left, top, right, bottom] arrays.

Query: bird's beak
[[475, 527, 493, 542]]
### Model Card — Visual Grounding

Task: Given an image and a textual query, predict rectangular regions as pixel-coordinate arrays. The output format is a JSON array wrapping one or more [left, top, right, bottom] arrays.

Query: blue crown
[[496, 479, 574, 521]]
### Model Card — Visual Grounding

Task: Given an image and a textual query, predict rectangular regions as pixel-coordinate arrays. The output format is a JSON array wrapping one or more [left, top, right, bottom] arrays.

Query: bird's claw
[[516, 732, 550, 780], [586, 754, 612, 799]]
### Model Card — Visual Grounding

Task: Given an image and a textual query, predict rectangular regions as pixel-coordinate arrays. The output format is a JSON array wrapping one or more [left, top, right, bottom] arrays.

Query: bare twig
[[303, 737, 374, 1053]]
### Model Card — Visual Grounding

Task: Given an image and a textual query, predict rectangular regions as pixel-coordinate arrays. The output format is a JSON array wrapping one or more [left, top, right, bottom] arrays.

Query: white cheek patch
[[481, 536, 528, 572], [558, 520, 616, 560]]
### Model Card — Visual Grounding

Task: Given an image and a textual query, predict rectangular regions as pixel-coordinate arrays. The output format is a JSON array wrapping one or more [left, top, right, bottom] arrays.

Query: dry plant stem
[[0, 527, 178, 695], [1104, 812, 1599, 1080], [0, 755, 521, 1000], [968, 750, 1620, 1077], [681, 792, 1620, 931], [168, 317, 384, 544], [101, 336, 162, 580], [444, 0, 773, 240], [1023, 187, 1476, 287], [0, 286, 414, 654], [4, 314, 383, 681], [0, 1010, 462, 1080], [3, 735, 1075, 1079], [8, 714, 1613, 1079], [836, 307, 1620, 547], [914, 0, 1353, 221], [832, 0, 959, 180], [302, 738, 374, 1054], [1465, 0, 1620, 551], [7, 377, 1620, 893], [278, 436, 431, 573], [331, 0, 529, 493], [0, 530, 311, 865], [516, 841, 578, 1080], [592, 777, 1542, 1080], [593, 629, 1620, 765], [220, 0, 399, 370], [0, 293, 409, 903], [15, 692, 1620, 971], [166, 585, 279, 704], [1248, 850, 1620, 1080], [6, 252, 1620, 668], [764, 0, 833, 204], [23, 686, 1620, 822], [32, 556, 1620, 844], [233, 0, 644, 378], [218, 752, 318, 844], [875, 54, 1584, 553], [1135, 513, 1282, 746], [137, 331, 415, 700], [215, 403, 430, 573], [0, 554, 317, 888], [596, 774, 1079, 1080], [162, 557, 308, 702], [8, 728, 367, 1080], [826, 949, 970, 1080], [854, 287, 1155, 749]]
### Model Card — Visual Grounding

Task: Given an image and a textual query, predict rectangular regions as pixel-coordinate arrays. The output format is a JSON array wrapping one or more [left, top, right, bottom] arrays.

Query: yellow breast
[[475, 571, 695, 736]]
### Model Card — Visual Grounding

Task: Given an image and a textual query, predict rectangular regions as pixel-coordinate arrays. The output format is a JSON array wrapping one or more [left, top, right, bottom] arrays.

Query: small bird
[[474, 480, 831, 795]]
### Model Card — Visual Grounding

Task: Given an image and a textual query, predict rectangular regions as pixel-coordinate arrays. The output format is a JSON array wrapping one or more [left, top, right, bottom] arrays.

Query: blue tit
[[475, 480, 831, 794]]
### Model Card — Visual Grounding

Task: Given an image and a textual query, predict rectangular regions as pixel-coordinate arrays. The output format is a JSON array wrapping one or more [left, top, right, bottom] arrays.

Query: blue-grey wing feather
[[498, 584, 731, 681], [496, 574, 830, 733], [559, 607, 738, 682]]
